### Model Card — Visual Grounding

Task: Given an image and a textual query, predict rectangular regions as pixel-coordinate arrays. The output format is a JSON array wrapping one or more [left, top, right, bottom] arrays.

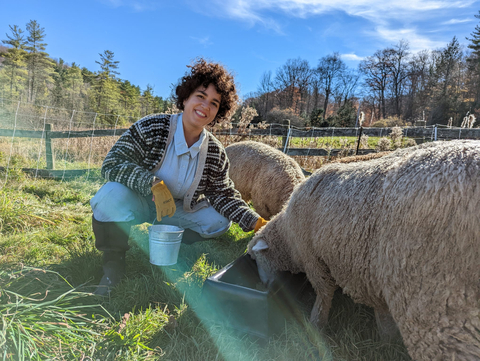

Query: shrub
[[389, 126, 403, 149], [359, 134, 369, 149], [404, 138, 417, 148], [265, 107, 305, 128], [376, 137, 392, 151], [370, 116, 407, 128]]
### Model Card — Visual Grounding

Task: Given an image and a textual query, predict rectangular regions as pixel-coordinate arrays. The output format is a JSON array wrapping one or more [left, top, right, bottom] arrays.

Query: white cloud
[[341, 53, 365, 61], [442, 18, 473, 25], [205, 0, 476, 23], [372, 26, 445, 52], [197, 0, 477, 44]]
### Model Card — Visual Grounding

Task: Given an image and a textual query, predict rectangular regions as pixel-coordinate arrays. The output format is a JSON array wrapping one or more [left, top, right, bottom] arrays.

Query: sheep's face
[[249, 238, 277, 286]]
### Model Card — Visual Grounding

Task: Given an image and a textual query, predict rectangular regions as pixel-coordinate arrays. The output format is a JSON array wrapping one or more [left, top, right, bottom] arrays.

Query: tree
[[275, 58, 312, 113], [95, 50, 119, 79], [119, 80, 140, 118], [257, 70, 274, 117], [389, 40, 410, 116], [141, 84, 155, 116], [360, 48, 395, 119], [25, 20, 55, 103], [64, 62, 87, 110], [317, 52, 346, 120], [428, 37, 463, 124], [330, 100, 357, 127], [51, 58, 68, 107], [337, 69, 360, 105], [466, 11, 480, 106], [92, 50, 121, 120], [1, 25, 28, 99], [404, 50, 430, 122]]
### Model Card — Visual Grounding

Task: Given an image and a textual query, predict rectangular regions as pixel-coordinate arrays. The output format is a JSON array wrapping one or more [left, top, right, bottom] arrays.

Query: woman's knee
[[91, 182, 150, 222], [197, 217, 232, 238]]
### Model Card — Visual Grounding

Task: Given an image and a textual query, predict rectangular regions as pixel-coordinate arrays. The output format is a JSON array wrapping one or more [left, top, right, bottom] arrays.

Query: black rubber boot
[[91, 216, 133, 296], [182, 229, 206, 245], [95, 251, 126, 296]]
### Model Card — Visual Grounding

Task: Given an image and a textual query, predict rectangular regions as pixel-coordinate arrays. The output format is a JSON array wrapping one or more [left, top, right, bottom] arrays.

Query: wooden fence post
[[281, 119, 291, 150], [45, 123, 55, 170], [355, 126, 363, 155]]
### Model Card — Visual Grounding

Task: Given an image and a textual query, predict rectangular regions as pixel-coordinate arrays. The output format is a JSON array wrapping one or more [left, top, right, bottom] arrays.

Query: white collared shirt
[[154, 114, 206, 199]]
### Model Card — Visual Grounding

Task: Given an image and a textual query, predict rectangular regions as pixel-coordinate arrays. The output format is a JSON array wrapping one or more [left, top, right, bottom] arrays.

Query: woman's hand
[[254, 217, 268, 233], [151, 180, 176, 221]]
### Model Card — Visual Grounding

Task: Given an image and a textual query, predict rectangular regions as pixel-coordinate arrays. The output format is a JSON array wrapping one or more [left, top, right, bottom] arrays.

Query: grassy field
[[0, 162, 413, 361]]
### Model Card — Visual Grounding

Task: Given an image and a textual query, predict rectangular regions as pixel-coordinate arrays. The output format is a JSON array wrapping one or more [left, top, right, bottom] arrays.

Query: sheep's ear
[[252, 239, 269, 252]]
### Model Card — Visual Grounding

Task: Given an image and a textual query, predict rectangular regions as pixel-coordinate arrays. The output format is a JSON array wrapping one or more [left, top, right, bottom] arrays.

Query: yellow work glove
[[254, 217, 268, 233], [151, 180, 176, 221]]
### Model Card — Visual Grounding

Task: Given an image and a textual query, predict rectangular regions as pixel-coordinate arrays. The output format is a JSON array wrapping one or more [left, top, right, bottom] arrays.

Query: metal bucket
[[148, 225, 184, 266]]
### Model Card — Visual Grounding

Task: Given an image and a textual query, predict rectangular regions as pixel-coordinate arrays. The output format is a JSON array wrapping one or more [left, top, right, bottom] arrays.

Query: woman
[[90, 58, 267, 295]]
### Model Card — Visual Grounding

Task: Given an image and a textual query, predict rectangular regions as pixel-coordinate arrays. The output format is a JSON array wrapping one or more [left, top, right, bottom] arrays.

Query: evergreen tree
[[81, 66, 95, 85], [119, 79, 140, 119], [466, 11, 480, 106], [25, 20, 55, 103], [428, 37, 463, 124], [51, 58, 68, 106], [141, 84, 155, 116], [91, 50, 121, 122], [467, 11, 480, 60], [51, 59, 87, 110], [1, 25, 28, 99], [64, 63, 87, 110]]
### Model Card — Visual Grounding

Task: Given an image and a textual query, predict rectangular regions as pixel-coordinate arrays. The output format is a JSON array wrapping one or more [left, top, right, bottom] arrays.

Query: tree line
[[1, 15, 480, 128], [245, 11, 480, 128], [0, 20, 173, 126]]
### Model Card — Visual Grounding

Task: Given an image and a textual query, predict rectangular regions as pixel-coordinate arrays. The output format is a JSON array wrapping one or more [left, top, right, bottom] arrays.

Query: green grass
[[0, 172, 412, 361]]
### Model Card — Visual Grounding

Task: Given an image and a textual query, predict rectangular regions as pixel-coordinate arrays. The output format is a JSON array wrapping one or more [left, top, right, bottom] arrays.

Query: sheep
[[225, 141, 305, 220], [248, 140, 480, 361]]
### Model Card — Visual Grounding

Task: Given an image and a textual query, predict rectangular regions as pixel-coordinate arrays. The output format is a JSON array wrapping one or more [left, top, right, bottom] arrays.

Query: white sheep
[[248, 140, 480, 361], [225, 141, 305, 220]]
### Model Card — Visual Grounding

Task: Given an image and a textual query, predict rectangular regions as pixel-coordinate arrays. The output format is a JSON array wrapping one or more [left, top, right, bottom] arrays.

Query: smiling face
[[182, 83, 221, 134]]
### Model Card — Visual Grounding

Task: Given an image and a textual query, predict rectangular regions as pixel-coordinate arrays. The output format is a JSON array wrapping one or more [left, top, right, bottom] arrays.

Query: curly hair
[[175, 58, 239, 126]]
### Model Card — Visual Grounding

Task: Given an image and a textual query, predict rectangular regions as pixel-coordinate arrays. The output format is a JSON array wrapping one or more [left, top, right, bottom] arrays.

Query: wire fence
[[1, 98, 479, 188]]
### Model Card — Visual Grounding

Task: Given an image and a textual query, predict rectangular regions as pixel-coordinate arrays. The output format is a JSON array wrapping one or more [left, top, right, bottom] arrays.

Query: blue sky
[[1, 0, 479, 100]]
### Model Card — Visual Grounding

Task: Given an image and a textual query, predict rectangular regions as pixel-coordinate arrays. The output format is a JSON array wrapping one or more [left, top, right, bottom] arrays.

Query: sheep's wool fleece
[[249, 140, 480, 361], [225, 141, 305, 219]]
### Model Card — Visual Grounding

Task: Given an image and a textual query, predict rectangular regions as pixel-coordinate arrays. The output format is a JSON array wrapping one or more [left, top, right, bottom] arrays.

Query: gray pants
[[90, 182, 231, 239]]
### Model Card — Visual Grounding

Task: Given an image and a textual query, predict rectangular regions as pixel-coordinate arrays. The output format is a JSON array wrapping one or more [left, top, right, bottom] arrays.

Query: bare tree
[[338, 69, 360, 104], [405, 50, 430, 121], [317, 52, 346, 120], [389, 40, 411, 116], [359, 48, 395, 119], [275, 58, 312, 113], [257, 70, 274, 117]]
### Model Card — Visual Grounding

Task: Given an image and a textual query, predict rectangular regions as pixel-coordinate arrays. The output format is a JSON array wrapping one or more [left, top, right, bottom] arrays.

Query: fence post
[[281, 119, 291, 151], [45, 123, 55, 170], [355, 126, 363, 155]]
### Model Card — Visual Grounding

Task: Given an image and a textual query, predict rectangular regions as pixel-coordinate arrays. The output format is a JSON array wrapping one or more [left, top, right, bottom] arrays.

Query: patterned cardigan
[[101, 113, 259, 232]]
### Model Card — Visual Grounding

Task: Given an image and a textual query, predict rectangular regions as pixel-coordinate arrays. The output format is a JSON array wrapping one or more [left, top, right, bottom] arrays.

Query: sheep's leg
[[374, 308, 400, 339], [306, 261, 336, 329], [309, 290, 335, 328]]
